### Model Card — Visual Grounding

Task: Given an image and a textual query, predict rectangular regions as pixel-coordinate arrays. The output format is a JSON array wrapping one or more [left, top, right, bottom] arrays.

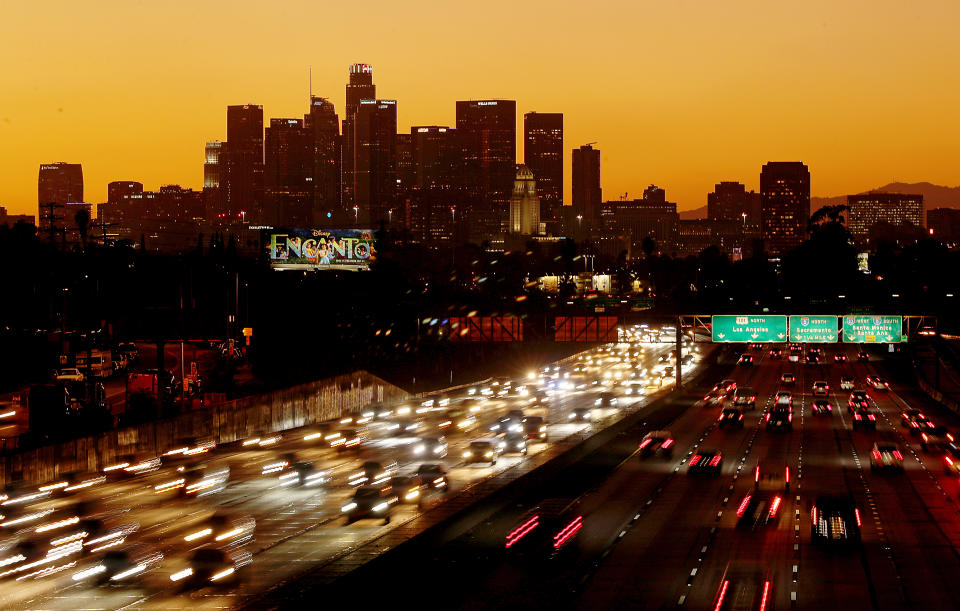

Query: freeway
[[0, 330, 703, 609], [359, 342, 960, 610]]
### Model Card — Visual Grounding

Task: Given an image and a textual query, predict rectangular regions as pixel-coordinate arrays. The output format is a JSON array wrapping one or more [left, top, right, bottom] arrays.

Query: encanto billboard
[[267, 229, 376, 270]]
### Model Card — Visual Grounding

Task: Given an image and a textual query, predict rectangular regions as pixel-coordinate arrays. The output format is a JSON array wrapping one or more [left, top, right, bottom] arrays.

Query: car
[[944, 450, 960, 476], [735, 490, 785, 531], [72, 544, 164, 585], [170, 547, 252, 587], [858, 351, 869, 361], [464, 438, 504, 466], [766, 407, 793, 431], [780, 373, 796, 385], [716, 380, 738, 396], [851, 407, 877, 430], [638, 430, 675, 458], [522, 416, 547, 442], [492, 414, 525, 434], [181, 512, 255, 547], [155, 464, 229, 498], [504, 498, 583, 555], [277, 460, 330, 488], [569, 407, 591, 422], [768, 348, 782, 359], [913, 418, 938, 437], [718, 407, 745, 429], [411, 436, 448, 459], [699, 391, 725, 408], [834, 353, 848, 362], [55, 368, 85, 383], [921, 426, 954, 453], [389, 475, 424, 504], [871, 443, 904, 470], [901, 409, 926, 428], [805, 353, 819, 364], [775, 391, 793, 407], [416, 464, 449, 493], [501, 432, 529, 456], [750, 343, 763, 350], [595, 392, 618, 408], [866, 376, 889, 391], [848, 391, 870, 412], [342, 485, 398, 525], [712, 563, 773, 611], [528, 390, 550, 407], [689, 449, 723, 474], [811, 400, 833, 415], [811, 495, 861, 544], [733, 388, 757, 410], [840, 376, 855, 391], [738, 354, 754, 367], [812, 381, 829, 396]]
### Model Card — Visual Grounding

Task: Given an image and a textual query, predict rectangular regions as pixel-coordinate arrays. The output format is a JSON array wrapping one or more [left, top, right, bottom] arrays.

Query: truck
[[76, 349, 114, 378]]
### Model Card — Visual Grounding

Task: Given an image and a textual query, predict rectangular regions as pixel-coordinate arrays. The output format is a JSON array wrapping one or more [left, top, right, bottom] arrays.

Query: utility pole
[[675, 316, 682, 389], [40, 202, 62, 247]]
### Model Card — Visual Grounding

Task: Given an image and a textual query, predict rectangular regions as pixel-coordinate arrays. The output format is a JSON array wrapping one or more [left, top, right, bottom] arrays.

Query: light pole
[[388, 209, 393, 224], [577, 214, 583, 233], [353, 206, 359, 225]]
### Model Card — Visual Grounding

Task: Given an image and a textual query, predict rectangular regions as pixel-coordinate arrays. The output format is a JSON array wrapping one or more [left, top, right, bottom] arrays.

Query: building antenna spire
[[309, 66, 312, 102]]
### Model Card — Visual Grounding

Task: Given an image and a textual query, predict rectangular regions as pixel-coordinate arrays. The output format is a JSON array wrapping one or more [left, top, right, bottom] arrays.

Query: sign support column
[[675, 318, 682, 389]]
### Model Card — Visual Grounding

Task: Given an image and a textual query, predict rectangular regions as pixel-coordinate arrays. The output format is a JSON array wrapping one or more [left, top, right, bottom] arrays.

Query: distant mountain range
[[677, 182, 960, 219]]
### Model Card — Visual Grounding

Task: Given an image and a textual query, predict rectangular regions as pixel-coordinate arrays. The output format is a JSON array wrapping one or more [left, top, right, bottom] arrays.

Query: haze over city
[[3, 0, 960, 214]]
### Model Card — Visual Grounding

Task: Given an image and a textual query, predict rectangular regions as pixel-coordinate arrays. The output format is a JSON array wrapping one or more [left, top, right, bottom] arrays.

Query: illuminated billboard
[[267, 228, 376, 270]]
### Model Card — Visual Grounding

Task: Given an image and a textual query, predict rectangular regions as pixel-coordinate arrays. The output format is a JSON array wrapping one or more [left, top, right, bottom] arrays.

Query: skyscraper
[[523, 112, 563, 222], [572, 144, 601, 223], [342, 64, 375, 210], [221, 104, 264, 223], [707, 181, 762, 225], [265, 118, 313, 227], [304, 96, 341, 223], [203, 141, 224, 221], [37, 162, 83, 238], [455, 99, 516, 239], [353, 99, 397, 226], [410, 126, 460, 242], [509, 165, 540, 235], [102, 180, 143, 236], [760, 161, 810, 255], [846, 192, 923, 237]]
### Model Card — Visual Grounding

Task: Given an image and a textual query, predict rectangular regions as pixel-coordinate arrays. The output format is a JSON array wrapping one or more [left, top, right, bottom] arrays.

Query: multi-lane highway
[[361, 342, 960, 610], [0, 331, 704, 610]]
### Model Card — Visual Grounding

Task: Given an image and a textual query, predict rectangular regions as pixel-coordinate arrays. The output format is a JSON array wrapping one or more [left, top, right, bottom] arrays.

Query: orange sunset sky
[[2, 0, 959, 216]]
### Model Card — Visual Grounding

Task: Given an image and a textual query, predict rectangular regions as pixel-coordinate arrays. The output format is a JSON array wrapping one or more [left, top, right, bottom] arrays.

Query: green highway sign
[[712, 315, 787, 343], [789, 315, 839, 343], [842, 315, 903, 343]]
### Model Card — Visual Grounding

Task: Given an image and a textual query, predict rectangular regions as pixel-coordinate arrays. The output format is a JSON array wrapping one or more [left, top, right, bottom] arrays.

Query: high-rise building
[[760, 161, 810, 255], [102, 181, 144, 235], [221, 104, 264, 223], [409, 126, 460, 242], [523, 112, 563, 222], [37, 162, 83, 238], [342, 64, 375, 210], [572, 144, 601, 223], [353, 99, 397, 226], [203, 141, 224, 221], [265, 118, 313, 227], [304, 96, 341, 223], [509, 165, 540, 235], [600, 196, 678, 252], [456, 99, 516, 239], [708, 181, 761, 224], [846, 192, 923, 236], [927, 208, 960, 245]]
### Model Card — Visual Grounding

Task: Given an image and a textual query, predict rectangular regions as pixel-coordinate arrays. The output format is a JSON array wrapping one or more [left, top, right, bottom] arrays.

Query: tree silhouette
[[74, 208, 90, 251]]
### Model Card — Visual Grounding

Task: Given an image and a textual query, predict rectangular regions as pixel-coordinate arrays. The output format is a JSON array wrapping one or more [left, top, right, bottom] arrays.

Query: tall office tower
[[707, 181, 761, 225], [455, 99, 516, 239], [395, 133, 414, 201], [103, 180, 144, 235], [523, 112, 563, 222], [202, 141, 224, 221], [221, 104, 264, 223], [410, 126, 460, 241], [509, 165, 541, 235], [353, 99, 397, 226], [760, 161, 810, 255], [37, 162, 83, 238], [265, 118, 313, 227], [342, 64, 375, 210], [304, 96, 341, 223], [572, 144, 601, 223], [846, 192, 924, 237]]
